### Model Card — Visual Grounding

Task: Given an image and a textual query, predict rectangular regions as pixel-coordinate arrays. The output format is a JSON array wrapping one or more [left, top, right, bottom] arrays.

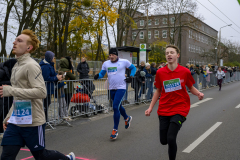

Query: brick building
[[122, 11, 218, 66]]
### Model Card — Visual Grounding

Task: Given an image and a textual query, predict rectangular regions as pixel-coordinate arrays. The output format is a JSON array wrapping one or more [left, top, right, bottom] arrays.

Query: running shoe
[[125, 116, 132, 129], [66, 152, 75, 160], [110, 129, 118, 140]]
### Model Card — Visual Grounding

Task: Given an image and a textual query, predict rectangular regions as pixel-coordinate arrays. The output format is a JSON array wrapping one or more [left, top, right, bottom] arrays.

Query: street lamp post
[[216, 24, 232, 65]]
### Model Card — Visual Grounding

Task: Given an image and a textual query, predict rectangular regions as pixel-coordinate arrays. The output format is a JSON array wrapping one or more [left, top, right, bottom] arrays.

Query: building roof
[[117, 46, 151, 53]]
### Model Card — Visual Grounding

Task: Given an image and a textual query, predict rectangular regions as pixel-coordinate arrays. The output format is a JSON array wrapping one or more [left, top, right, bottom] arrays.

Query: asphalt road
[[1, 81, 240, 160]]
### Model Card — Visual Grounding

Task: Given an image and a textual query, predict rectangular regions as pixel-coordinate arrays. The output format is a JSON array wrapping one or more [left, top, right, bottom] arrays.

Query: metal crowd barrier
[[1, 71, 240, 131]]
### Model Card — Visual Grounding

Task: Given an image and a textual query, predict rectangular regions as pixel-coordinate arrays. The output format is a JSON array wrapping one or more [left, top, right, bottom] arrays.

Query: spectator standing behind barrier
[[138, 61, 146, 99], [186, 63, 190, 69], [216, 67, 225, 91], [206, 64, 213, 88], [59, 57, 76, 109], [40, 51, 62, 121], [122, 68, 131, 105], [132, 67, 145, 103], [194, 65, 200, 75], [150, 62, 157, 98], [144, 63, 153, 101], [0, 59, 17, 134], [214, 63, 218, 72], [189, 64, 196, 75], [55, 71, 72, 121], [77, 57, 89, 79]]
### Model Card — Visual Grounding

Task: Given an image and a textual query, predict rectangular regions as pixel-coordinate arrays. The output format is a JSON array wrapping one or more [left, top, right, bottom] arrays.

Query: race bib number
[[8, 100, 32, 125], [108, 67, 117, 75], [163, 78, 182, 93]]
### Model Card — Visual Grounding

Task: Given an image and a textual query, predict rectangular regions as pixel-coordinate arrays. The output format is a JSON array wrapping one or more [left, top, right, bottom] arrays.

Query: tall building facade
[[122, 11, 218, 66]]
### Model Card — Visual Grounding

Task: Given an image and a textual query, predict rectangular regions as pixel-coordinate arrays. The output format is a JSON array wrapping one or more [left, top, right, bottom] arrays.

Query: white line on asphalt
[[190, 98, 213, 108], [235, 104, 240, 108], [182, 122, 222, 153]]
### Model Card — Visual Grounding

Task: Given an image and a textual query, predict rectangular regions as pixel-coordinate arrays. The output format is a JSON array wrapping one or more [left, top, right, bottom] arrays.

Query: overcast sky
[[1, 0, 240, 55], [196, 0, 240, 43]]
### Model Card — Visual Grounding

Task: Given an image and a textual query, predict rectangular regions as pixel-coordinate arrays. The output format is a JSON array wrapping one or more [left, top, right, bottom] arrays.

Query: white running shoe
[[66, 152, 75, 160]]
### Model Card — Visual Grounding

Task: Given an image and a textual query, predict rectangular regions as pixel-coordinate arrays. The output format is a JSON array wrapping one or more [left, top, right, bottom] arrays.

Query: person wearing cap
[[94, 48, 136, 140], [0, 29, 75, 160], [39, 51, 63, 121]]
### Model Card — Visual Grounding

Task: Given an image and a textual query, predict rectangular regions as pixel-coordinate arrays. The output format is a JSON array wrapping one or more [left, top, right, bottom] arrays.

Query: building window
[[192, 32, 195, 39], [163, 18, 167, 25], [201, 35, 204, 42], [155, 19, 159, 25], [140, 20, 144, 26], [170, 17, 175, 24], [162, 30, 167, 38], [123, 41, 125, 46], [170, 29, 174, 38], [148, 31, 151, 39], [155, 30, 159, 38], [195, 33, 198, 41], [140, 31, 144, 39], [189, 30, 193, 38], [148, 20, 152, 26], [189, 44, 191, 52], [191, 44, 195, 52], [196, 46, 199, 53], [132, 32, 136, 40]]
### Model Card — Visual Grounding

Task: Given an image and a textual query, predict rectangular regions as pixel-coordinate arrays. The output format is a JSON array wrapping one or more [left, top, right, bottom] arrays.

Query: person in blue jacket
[[39, 51, 62, 121], [94, 48, 136, 140]]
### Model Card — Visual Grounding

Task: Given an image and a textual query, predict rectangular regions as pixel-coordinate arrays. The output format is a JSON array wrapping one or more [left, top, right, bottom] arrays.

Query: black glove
[[125, 77, 132, 83], [94, 74, 99, 80]]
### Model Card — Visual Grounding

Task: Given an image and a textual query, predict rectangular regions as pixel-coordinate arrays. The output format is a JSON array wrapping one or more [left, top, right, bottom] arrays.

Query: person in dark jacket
[[132, 67, 145, 103], [0, 59, 17, 133], [144, 63, 153, 100], [39, 51, 62, 121], [77, 57, 89, 79], [138, 61, 146, 99], [122, 68, 131, 105]]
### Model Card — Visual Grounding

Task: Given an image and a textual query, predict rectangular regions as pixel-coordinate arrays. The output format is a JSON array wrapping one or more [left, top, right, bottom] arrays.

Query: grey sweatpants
[[58, 97, 68, 118]]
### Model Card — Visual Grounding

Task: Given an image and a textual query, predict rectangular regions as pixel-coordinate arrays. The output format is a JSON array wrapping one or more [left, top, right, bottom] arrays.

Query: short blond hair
[[21, 29, 40, 53], [140, 61, 145, 65], [166, 44, 180, 54]]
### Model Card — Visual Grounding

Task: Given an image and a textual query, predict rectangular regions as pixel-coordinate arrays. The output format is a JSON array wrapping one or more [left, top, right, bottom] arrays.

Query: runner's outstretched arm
[[94, 70, 106, 80], [128, 64, 136, 77], [98, 70, 106, 79], [145, 88, 162, 116], [189, 85, 204, 100]]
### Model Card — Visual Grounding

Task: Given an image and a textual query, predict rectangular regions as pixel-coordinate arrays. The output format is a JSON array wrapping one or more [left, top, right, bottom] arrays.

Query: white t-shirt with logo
[[102, 59, 131, 90]]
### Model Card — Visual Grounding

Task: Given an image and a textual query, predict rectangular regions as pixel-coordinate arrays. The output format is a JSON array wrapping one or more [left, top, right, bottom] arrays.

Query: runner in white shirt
[[94, 48, 136, 140]]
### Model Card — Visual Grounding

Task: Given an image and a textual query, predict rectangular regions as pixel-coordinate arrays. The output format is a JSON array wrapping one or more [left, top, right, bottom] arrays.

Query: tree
[[0, 0, 16, 57], [148, 40, 168, 64], [199, 39, 235, 65], [115, 0, 144, 47]]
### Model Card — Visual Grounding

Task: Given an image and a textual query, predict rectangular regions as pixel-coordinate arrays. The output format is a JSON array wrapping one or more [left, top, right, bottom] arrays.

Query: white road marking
[[182, 122, 222, 153], [190, 98, 213, 108], [235, 104, 240, 108]]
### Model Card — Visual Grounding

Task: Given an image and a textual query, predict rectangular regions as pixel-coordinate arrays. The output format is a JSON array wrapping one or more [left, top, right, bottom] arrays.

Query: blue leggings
[[110, 89, 129, 130]]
